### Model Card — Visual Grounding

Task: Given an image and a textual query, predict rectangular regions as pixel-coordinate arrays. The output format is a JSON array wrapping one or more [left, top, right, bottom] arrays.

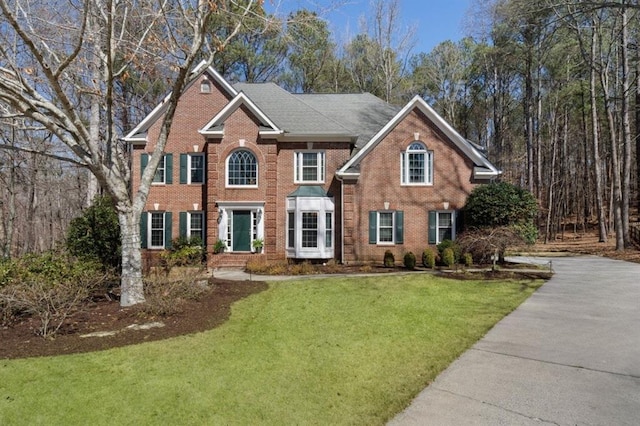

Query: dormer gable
[[199, 92, 283, 138]]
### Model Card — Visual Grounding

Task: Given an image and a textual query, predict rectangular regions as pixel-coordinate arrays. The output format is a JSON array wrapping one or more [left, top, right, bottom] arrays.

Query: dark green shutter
[[179, 212, 187, 237], [164, 212, 173, 249], [140, 212, 148, 249], [428, 210, 437, 244], [140, 154, 149, 177], [395, 211, 404, 244], [455, 210, 463, 239], [180, 154, 188, 184], [369, 211, 377, 244], [165, 154, 173, 184]]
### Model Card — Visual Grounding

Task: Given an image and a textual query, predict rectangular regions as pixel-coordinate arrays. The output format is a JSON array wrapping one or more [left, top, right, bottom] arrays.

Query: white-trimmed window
[[227, 149, 258, 187], [428, 210, 455, 244], [141, 153, 172, 185], [369, 210, 404, 245], [179, 154, 205, 184], [150, 212, 165, 249], [295, 151, 325, 183], [189, 212, 204, 241], [302, 212, 318, 248], [325, 212, 333, 248], [287, 212, 295, 249], [401, 142, 433, 185]]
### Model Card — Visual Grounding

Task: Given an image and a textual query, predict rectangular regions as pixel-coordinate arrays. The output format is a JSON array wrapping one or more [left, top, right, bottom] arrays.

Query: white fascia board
[[199, 92, 281, 134], [278, 133, 354, 143], [123, 91, 172, 142], [123, 62, 237, 143], [337, 95, 500, 175]]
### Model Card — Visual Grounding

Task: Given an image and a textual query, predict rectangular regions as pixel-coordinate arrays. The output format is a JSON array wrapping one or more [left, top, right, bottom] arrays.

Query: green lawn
[[0, 274, 542, 425]]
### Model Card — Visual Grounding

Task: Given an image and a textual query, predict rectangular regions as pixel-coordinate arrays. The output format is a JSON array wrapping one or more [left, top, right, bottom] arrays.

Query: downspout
[[336, 173, 345, 265]]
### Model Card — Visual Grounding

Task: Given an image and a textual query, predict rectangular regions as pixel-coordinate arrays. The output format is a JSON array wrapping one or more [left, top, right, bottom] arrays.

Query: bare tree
[[0, 0, 256, 306]]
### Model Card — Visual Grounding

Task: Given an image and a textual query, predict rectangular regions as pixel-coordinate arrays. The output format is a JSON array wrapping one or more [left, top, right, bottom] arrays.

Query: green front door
[[232, 210, 251, 251]]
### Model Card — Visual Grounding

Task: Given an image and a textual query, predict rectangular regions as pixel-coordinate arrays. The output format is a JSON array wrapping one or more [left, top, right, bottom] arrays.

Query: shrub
[[442, 248, 456, 267], [0, 252, 108, 337], [403, 252, 416, 270], [160, 236, 204, 269], [456, 227, 528, 264], [66, 195, 121, 270], [437, 240, 460, 264], [463, 252, 474, 267], [383, 250, 395, 267], [463, 182, 538, 244], [422, 248, 436, 269], [138, 271, 208, 317]]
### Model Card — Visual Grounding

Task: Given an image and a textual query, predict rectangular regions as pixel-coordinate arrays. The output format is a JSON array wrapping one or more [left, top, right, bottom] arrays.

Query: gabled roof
[[199, 92, 282, 137], [337, 95, 500, 180], [122, 61, 237, 144], [233, 82, 354, 141]]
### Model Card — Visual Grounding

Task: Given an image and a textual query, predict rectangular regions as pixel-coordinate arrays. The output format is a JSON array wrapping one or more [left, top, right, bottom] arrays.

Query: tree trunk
[[590, 25, 608, 243], [620, 5, 631, 247], [118, 208, 145, 306]]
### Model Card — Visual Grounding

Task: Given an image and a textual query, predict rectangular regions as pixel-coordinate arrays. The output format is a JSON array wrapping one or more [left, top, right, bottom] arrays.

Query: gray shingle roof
[[232, 83, 400, 148], [294, 93, 400, 149], [233, 82, 353, 137]]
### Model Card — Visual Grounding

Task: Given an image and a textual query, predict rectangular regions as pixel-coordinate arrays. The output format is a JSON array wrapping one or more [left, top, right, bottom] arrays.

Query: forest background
[[1, 0, 639, 263]]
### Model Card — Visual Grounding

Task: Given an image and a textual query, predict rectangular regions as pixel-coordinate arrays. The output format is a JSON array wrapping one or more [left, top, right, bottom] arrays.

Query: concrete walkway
[[389, 255, 640, 425]]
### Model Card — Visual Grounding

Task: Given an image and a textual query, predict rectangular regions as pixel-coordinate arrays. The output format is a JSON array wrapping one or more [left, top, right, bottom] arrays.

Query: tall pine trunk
[[590, 24, 608, 243]]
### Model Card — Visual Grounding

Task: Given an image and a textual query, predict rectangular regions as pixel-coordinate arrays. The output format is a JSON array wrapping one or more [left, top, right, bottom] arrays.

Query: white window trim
[[187, 211, 204, 240], [301, 211, 319, 249], [149, 212, 165, 249], [294, 151, 325, 184], [377, 211, 395, 245], [226, 149, 258, 188], [434, 210, 456, 244], [188, 153, 205, 184], [401, 142, 433, 186], [152, 155, 166, 185]]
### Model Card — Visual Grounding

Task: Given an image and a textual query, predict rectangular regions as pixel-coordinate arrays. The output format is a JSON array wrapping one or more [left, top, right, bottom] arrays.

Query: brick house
[[124, 63, 500, 268]]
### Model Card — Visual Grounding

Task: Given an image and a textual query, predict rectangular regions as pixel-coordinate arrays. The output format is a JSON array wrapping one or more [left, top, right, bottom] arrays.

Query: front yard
[[0, 274, 542, 425]]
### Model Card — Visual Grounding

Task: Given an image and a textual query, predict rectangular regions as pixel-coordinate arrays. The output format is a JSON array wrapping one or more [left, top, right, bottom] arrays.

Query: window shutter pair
[[140, 153, 173, 183], [368, 211, 404, 244]]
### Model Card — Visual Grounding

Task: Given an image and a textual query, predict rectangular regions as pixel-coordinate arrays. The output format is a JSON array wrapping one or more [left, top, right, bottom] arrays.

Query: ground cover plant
[[0, 274, 542, 425]]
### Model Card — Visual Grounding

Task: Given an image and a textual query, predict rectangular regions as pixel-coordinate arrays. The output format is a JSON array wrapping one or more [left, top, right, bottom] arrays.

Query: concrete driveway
[[389, 255, 640, 425]]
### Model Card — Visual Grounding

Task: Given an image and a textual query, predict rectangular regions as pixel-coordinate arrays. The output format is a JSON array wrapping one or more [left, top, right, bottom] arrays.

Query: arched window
[[401, 141, 433, 185], [227, 149, 258, 187]]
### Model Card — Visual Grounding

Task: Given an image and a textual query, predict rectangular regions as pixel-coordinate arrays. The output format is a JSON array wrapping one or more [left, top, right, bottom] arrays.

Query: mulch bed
[[0, 279, 267, 360]]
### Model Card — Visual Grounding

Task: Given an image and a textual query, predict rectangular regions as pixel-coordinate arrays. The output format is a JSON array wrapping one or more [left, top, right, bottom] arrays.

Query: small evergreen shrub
[[160, 237, 204, 269], [442, 248, 456, 267], [383, 250, 395, 267], [437, 240, 460, 265], [463, 252, 473, 267], [422, 248, 436, 269], [66, 195, 121, 271], [403, 252, 416, 270]]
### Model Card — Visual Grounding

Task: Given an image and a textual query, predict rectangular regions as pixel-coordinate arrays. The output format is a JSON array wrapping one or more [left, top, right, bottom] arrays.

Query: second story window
[[227, 149, 257, 187], [180, 153, 205, 184], [141, 153, 172, 185], [153, 156, 165, 183], [295, 151, 325, 183], [401, 142, 433, 185]]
